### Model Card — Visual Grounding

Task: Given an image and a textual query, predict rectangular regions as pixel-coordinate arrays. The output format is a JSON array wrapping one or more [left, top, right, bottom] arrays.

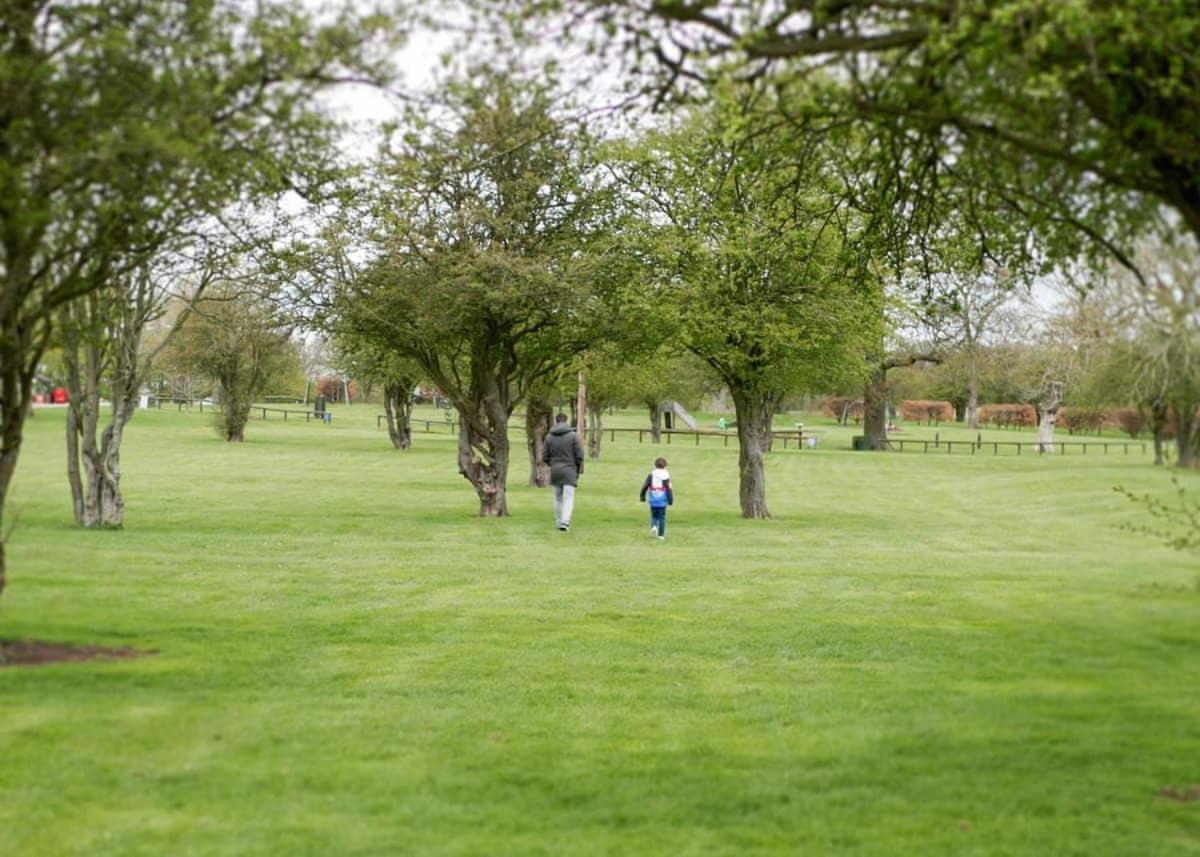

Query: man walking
[[542, 413, 584, 532]]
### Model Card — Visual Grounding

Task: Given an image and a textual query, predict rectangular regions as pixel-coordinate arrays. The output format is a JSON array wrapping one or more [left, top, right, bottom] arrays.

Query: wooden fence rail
[[888, 438, 1148, 455], [146, 397, 329, 424], [378, 415, 459, 432], [380, 419, 819, 448], [146, 396, 207, 412], [382, 417, 1149, 457]]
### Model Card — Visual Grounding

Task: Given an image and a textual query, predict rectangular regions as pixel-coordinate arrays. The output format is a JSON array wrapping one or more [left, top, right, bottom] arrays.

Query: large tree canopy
[[534, 1, 1193, 260], [336, 68, 614, 516], [613, 88, 878, 517]]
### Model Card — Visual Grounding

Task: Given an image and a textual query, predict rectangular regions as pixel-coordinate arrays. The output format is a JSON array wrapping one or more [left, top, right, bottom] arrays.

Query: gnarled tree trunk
[[1037, 381, 1063, 453], [61, 291, 141, 528], [456, 397, 510, 517], [525, 396, 552, 487], [1169, 397, 1200, 469], [964, 378, 980, 430], [862, 364, 889, 450], [647, 399, 662, 443], [863, 353, 936, 450], [0, 354, 37, 601], [221, 387, 252, 443], [383, 381, 413, 450], [731, 388, 775, 519]]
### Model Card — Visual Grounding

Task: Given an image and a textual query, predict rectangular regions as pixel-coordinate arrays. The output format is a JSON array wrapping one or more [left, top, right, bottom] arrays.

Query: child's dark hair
[[655, 457, 667, 468]]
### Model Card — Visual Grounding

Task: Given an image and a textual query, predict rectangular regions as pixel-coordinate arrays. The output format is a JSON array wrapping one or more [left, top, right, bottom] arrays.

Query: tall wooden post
[[576, 370, 586, 445]]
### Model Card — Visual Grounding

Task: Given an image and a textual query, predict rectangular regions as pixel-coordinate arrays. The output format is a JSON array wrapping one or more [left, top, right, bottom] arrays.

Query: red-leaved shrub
[[978, 403, 1036, 428], [899, 400, 954, 424]]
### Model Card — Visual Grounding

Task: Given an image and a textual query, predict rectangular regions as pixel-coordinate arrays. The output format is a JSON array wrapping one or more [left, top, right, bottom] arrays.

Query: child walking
[[639, 457, 674, 540]]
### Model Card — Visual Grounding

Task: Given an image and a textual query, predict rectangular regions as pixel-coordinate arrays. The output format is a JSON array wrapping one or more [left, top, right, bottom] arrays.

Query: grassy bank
[[2, 404, 1197, 855]]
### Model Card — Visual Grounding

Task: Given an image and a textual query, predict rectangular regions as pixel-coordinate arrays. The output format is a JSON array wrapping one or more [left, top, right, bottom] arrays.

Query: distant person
[[542, 413, 584, 532], [639, 456, 674, 540]]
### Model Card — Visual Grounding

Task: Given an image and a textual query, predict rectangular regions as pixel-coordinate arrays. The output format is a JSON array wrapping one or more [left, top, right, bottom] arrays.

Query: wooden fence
[[887, 438, 1148, 455], [381, 418, 818, 448], [147, 397, 328, 423], [383, 417, 1149, 457], [378, 415, 458, 433]]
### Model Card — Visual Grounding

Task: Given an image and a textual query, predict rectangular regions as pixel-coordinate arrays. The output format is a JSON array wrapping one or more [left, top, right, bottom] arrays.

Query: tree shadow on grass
[[0, 639, 155, 668]]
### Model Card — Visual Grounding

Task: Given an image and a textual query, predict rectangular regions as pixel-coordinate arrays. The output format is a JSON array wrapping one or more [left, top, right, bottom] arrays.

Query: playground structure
[[661, 400, 697, 430]]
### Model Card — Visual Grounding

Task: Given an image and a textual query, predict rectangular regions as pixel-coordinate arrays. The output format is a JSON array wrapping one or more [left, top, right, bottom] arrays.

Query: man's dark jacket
[[542, 423, 584, 487]]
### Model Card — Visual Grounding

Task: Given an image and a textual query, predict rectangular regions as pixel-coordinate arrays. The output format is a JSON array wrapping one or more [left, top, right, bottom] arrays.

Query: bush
[[899, 400, 954, 424], [978, 403, 1036, 429], [1059, 406, 1106, 436], [1113, 407, 1145, 439]]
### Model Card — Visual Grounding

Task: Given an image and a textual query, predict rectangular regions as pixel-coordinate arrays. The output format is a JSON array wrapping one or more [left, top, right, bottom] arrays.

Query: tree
[[57, 250, 214, 527], [524, 379, 560, 488], [928, 267, 1021, 429], [337, 337, 424, 451], [0, 0, 398, 597], [576, 344, 640, 461], [614, 91, 877, 517], [337, 68, 611, 516], [1117, 234, 1200, 467], [167, 287, 298, 442]]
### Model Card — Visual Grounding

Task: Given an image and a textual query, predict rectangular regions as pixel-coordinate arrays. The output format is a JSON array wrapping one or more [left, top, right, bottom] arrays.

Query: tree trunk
[[457, 402, 510, 516], [647, 400, 662, 443], [220, 367, 255, 443], [383, 382, 413, 450], [525, 396, 552, 487], [862, 364, 889, 450], [96, 419, 127, 527], [0, 387, 29, 602], [587, 402, 602, 460], [731, 388, 774, 519], [65, 379, 86, 524], [964, 379, 979, 430], [61, 310, 130, 527], [223, 404, 249, 442], [1150, 399, 1169, 466], [1170, 398, 1199, 469], [1037, 381, 1063, 452], [0, 319, 45, 602], [964, 343, 980, 429]]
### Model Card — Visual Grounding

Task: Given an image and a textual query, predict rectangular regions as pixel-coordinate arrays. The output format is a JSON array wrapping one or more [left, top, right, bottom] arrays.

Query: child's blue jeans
[[650, 506, 667, 536]]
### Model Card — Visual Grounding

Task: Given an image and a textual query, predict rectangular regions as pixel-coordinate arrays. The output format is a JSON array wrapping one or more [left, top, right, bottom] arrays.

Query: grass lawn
[[1, 403, 1198, 855]]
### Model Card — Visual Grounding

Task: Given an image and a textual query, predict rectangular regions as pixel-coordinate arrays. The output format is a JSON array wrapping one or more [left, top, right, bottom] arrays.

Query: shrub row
[[978, 404, 1037, 428], [899, 400, 955, 423]]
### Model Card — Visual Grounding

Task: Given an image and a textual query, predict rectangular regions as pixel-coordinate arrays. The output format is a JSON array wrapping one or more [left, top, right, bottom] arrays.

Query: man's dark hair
[[555, 413, 568, 423], [655, 457, 668, 468]]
